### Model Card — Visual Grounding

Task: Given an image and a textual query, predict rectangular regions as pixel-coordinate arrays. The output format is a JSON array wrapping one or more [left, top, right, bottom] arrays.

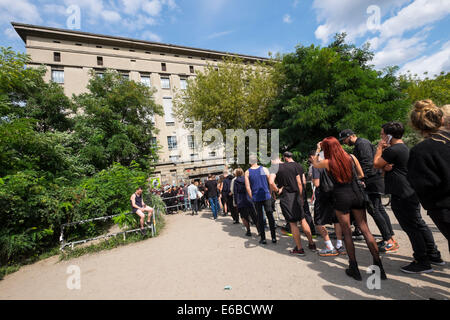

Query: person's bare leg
[[290, 222, 303, 250], [317, 225, 330, 241], [336, 210, 356, 262], [300, 218, 314, 245], [145, 207, 154, 223], [136, 210, 145, 229]]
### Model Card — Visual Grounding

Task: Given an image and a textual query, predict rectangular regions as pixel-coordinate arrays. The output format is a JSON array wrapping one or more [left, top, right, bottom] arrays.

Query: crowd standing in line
[[143, 100, 448, 280]]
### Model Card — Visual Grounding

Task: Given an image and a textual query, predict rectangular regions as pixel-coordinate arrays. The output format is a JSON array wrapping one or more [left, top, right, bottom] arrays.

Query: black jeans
[[368, 193, 394, 241], [190, 199, 198, 214], [428, 209, 450, 252], [391, 194, 441, 264], [254, 199, 276, 240], [227, 196, 239, 222]]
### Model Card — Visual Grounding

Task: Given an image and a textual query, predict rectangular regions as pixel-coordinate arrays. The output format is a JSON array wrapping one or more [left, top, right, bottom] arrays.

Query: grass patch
[[59, 214, 165, 261], [0, 246, 60, 280]]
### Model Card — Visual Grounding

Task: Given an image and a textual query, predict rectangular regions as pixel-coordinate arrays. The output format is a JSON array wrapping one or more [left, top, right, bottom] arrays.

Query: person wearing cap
[[339, 129, 398, 253]]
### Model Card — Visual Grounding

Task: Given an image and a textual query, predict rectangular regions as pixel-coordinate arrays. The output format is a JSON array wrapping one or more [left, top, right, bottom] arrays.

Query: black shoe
[[345, 261, 362, 281], [233, 221, 239, 224], [429, 257, 445, 266], [259, 239, 267, 245], [373, 258, 387, 280], [245, 230, 251, 236], [400, 261, 433, 274], [272, 238, 277, 244], [140, 228, 146, 236], [352, 230, 364, 241]]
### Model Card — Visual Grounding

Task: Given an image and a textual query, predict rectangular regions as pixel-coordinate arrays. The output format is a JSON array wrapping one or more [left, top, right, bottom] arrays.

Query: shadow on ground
[[198, 208, 449, 300]]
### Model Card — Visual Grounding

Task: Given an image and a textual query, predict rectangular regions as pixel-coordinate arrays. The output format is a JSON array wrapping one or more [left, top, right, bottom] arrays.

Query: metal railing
[[59, 208, 162, 251]]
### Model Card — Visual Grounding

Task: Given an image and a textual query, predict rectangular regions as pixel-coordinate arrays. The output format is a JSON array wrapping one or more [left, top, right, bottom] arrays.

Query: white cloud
[[312, 0, 410, 43], [101, 10, 121, 22], [293, 0, 300, 8], [143, 0, 163, 17], [283, 14, 292, 24], [142, 30, 162, 42], [372, 33, 428, 69], [399, 41, 450, 78], [4, 27, 19, 40], [0, 0, 42, 25]]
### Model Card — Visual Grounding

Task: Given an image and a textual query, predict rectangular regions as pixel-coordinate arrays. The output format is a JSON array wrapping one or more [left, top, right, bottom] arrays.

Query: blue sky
[[1, 0, 449, 78]]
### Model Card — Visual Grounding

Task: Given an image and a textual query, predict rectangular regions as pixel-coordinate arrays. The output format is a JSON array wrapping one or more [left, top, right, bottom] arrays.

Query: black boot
[[345, 260, 362, 281], [373, 258, 387, 280]]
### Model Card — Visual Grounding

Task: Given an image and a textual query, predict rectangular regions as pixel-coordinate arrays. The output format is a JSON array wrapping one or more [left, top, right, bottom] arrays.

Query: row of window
[[52, 40, 218, 62], [51, 68, 188, 91], [53, 52, 196, 74]]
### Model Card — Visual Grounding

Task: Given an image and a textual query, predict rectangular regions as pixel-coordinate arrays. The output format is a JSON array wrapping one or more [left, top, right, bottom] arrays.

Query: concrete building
[[12, 22, 268, 185]]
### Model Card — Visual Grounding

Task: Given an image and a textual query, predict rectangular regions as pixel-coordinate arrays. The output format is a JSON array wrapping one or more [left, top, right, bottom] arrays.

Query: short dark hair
[[382, 122, 404, 139], [309, 150, 317, 157], [283, 151, 293, 158], [136, 186, 143, 191]]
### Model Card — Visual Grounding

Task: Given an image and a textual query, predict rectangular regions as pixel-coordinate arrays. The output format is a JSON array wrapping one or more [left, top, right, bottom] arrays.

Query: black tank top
[[133, 193, 143, 208]]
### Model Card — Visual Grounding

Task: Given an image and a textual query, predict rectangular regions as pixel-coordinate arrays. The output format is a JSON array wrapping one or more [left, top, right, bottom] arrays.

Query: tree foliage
[[400, 71, 450, 106], [0, 48, 161, 266], [173, 57, 277, 135], [269, 34, 411, 158]]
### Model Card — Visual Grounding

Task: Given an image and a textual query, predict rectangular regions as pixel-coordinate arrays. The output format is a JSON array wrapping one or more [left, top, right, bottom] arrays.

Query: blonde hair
[[441, 104, 450, 130], [410, 99, 444, 135]]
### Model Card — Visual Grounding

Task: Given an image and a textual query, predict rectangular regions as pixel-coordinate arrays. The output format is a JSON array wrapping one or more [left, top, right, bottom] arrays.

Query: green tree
[[400, 71, 450, 106], [269, 33, 410, 158], [73, 70, 163, 172]]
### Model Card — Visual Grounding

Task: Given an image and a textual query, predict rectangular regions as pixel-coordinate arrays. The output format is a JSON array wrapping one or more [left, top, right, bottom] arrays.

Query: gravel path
[[0, 207, 449, 300]]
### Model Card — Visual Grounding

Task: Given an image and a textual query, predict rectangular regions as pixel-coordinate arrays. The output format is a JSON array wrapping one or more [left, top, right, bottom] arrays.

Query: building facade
[[12, 22, 267, 185]]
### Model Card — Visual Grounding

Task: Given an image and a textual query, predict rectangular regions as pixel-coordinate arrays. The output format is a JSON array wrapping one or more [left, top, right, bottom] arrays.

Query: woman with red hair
[[312, 137, 386, 281]]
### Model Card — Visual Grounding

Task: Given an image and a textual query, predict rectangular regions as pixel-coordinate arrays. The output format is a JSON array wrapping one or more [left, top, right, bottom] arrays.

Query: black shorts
[[279, 191, 304, 223], [314, 189, 338, 225], [239, 206, 256, 223], [332, 185, 364, 213]]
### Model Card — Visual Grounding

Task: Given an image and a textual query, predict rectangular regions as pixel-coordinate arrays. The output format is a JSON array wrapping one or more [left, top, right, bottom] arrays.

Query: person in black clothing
[[205, 174, 220, 220], [374, 121, 443, 274], [339, 129, 398, 252], [222, 171, 232, 216], [408, 100, 450, 252], [269, 155, 316, 255], [312, 137, 386, 281], [233, 168, 257, 235]]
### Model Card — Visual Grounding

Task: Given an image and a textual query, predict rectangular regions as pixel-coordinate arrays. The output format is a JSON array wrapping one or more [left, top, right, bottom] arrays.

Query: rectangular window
[[163, 97, 175, 125], [53, 52, 61, 62], [141, 75, 151, 87], [209, 151, 216, 158], [180, 78, 187, 90], [51, 69, 64, 84], [97, 56, 103, 66], [167, 136, 177, 150], [161, 63, 167, 71], [187, 135, 195, 149], [189, 66, 194, 73], [161, 76, 170, 89], [150, 137, 157, 147], [96, 72, 104, 79]]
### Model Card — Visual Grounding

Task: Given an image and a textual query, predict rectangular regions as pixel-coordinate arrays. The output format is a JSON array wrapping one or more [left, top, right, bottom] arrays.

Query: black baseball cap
[[338, 129, 355, 142]]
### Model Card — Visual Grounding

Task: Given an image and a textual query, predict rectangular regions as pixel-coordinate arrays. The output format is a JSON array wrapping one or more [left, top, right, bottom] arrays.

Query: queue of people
[[135, 100, 448, 281]]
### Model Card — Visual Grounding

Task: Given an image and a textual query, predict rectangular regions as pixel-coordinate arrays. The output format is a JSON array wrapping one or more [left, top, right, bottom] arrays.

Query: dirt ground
[[0, 206, 449, 300]]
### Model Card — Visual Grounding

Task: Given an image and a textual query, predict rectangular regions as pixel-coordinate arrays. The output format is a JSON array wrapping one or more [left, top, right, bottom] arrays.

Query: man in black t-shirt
[[374, 122, 443, 274], [339, 129, 396, 251], [283, 152, 317, 237], [269, 154, 316, 256], [205, 174, 219, 220]]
